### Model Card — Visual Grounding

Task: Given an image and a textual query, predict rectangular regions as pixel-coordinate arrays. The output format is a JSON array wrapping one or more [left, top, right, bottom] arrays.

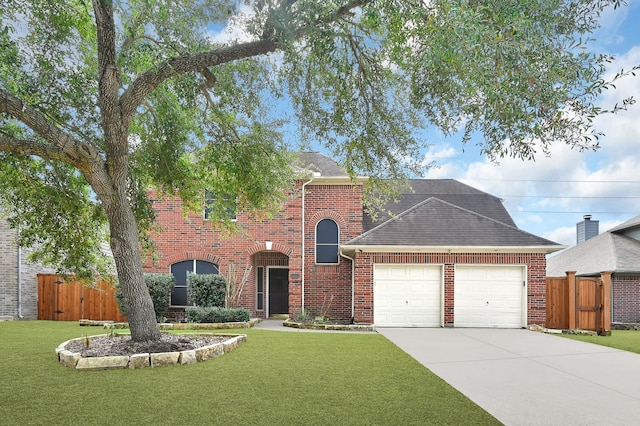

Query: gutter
[[339, 248, 355, 323], [340, 244, 567, 255]]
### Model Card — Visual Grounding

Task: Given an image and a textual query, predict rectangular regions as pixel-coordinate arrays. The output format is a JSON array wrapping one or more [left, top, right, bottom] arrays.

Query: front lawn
[[0, 321, 498, 425], [561, 330, 640, 354]]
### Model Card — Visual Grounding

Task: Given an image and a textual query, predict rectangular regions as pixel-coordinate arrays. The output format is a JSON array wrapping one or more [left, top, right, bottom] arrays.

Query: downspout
[[300, 176, 314, 314], [339, 249, 355, 324], [17, 244, 23, 319]]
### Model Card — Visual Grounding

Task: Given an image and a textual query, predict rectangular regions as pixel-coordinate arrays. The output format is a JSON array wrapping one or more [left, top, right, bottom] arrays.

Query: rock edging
[[88, 318, 261, 330], [56, 333, 246, 371], [283, 319, 375, 331]]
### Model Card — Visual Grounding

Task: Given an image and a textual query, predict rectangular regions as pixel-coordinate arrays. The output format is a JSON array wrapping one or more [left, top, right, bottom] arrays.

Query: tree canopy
[[0, 0, 636, 340]]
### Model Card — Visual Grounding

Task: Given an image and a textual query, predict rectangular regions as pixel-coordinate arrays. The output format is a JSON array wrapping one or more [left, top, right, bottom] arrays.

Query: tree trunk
[[106, 194, 161, 342]]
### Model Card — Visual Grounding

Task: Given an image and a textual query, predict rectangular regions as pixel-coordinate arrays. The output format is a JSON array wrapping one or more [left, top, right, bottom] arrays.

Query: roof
[[296, 152, 348, 177], [344, 197, 563, 253], [363, 179, 516, 231], [546, 232, 640, 276], [608, 214, 640, 234]]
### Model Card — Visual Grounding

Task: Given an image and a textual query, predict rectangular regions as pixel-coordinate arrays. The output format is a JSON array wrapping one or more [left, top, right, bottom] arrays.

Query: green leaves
[[0, 0, 635, 283], [0, 154, 114, 281]]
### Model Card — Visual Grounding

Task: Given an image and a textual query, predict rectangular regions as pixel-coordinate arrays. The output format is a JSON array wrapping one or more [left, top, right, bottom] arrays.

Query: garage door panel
[[374, 265, 442, 327], [455, 266, 525, 328]]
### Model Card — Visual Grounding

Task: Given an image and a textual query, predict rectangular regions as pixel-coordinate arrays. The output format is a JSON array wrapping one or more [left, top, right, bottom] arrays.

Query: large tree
[[0, 0, 635, 341]]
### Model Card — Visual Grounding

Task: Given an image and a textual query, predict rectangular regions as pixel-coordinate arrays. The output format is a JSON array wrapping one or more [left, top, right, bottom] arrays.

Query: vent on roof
[[577, 214, 599, 244]]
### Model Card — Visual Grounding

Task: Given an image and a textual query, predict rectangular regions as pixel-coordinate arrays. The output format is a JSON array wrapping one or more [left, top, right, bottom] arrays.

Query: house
[[146, 152, 564, 328], [0, 214, 53, 320], [547, 215, 640, 324]]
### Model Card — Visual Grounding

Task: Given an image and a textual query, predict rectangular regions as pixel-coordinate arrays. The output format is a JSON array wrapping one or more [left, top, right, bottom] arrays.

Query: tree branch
[[119, 39, 279, 125], [93, 0, 129, 186], [0, 88, 102, 171], [0, 133, 67, 162], [120, 0, 372, 126]]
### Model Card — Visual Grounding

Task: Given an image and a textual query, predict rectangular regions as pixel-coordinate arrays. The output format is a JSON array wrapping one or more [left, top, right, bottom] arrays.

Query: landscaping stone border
[[283, 318, 375, 331], [56, 333, 246, 371], [81, 318, 262, 330]]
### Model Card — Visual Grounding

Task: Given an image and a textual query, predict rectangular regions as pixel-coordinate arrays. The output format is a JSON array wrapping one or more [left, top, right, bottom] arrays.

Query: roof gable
[[296, 152, 348, 177], [346, 197, 560, 249], [364, 179, 515, 231], [547, 232, 640, 276]]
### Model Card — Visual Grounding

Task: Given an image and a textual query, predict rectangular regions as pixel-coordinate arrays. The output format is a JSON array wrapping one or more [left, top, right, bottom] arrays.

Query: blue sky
[[420, 0, 640, 248], [210, 2, 640, 249]]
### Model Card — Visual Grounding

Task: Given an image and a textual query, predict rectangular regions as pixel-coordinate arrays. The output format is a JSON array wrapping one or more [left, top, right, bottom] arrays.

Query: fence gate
[[545, 271, 611, 335], [38, 274, 127, 322], [576, 277, 602, 332], [546, 277, 569, 329]]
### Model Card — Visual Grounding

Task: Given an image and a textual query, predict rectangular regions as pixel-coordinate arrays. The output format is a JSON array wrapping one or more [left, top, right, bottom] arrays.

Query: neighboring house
[[0, 214, 53, 319], [547, 215, 640, 324], [146, 152, 564, 328]]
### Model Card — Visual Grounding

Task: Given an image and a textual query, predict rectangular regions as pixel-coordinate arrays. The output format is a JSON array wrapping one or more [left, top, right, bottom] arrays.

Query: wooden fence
[[38, 274, 127, 322], [546, 271, 611, 335]]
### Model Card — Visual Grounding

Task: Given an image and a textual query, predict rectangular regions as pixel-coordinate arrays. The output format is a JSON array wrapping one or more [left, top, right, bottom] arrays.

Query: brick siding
[[0, 216, 52, 319], [144, 181, 363, 320], [352, 252, 547, 326], [612, 274, 640, 323]]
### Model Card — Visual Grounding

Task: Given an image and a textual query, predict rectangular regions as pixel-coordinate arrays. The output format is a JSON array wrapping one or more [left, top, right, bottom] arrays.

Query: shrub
[[115, 273, 175, 322], [188, 273, 226, 307], [186, 306, 251, 323]]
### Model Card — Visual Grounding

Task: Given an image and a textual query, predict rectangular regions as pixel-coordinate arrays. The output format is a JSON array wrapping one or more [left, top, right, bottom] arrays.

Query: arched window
[[315, 219, 339, 264], [170, 260, 219, 306]]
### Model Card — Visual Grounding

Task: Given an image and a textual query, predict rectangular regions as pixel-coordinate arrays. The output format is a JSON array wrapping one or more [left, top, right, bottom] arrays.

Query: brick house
[[146, 152, 564, 327], [0, 214, 54, 320], [547, 215, 640, 324]]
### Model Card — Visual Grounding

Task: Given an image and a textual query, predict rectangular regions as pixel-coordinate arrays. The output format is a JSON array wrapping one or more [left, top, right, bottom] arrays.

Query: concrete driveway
[[377, 328, 640, 426]]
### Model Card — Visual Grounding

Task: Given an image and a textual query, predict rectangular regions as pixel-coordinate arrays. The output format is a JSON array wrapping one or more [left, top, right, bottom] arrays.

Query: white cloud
[[207, 4, 257, 45]]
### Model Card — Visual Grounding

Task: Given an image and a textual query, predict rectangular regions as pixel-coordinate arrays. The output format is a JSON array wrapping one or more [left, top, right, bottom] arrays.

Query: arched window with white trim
[[315, 218, 339, 264]]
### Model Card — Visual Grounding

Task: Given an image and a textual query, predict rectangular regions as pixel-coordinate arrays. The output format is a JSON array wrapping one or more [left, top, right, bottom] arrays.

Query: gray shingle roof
[[546, 232, 640, 276], [296, 152, 348, 177], [363, 179, 515, 231], [346, 197, 561, 248], [608, 215, 640, 234]]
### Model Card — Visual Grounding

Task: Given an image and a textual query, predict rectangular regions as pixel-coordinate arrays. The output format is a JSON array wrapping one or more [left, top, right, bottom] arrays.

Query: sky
[[209, 1, 640, 250], [418, 1, 640, 249]]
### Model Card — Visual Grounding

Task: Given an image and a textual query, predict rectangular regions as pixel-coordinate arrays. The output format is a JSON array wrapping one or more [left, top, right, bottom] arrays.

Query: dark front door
[[269, 268, 289, 315]]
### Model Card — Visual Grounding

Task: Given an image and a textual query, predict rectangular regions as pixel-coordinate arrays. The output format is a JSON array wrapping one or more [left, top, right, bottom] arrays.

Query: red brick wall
[[145, 181, 362, 320], [612, 274, 640, 323], [353, 252, 547, 326], [302, 185, 362, 319]]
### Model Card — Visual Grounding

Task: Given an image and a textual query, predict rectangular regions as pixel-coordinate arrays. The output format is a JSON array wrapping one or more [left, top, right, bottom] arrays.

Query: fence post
[[600, 271, 612, 335], [567, 271, 577, 330]]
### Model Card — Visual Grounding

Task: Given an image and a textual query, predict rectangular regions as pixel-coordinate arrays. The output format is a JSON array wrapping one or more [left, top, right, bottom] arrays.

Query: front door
[[268, 268, 289, 316]]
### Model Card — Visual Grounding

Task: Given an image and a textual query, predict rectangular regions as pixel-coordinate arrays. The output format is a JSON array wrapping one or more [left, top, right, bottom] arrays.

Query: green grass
[[0, 321, 499, 426], [560, 330, 640, 354]]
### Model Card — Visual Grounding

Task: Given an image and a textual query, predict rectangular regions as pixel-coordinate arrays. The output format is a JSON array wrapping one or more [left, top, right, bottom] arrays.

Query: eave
[[340, 244, 567, 256]]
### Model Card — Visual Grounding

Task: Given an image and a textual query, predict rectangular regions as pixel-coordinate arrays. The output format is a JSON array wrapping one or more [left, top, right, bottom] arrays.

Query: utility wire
[[499, 195, 640, 199]]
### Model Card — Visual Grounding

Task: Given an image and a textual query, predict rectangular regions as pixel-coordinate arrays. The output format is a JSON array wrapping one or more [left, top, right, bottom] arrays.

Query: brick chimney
[[577, 214, 599, 244]]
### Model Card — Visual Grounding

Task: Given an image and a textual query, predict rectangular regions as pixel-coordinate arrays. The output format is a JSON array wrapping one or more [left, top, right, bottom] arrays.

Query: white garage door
[[374, 264, 442, 327], [454, 265, 525, 328]]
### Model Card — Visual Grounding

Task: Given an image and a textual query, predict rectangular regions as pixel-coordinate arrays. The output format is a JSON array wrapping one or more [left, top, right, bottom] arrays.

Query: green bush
[[188, 273, 226, 307], [185, 306, 250, 323], [115, 273, 175, 322]]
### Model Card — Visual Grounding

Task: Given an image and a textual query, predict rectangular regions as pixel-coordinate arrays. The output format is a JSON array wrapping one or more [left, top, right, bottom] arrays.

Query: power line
[[514, 211, 634, 215], [464, 178, 640, 184], [500, 195, 640, 199]]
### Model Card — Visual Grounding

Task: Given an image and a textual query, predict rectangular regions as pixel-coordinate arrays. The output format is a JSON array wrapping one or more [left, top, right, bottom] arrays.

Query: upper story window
[[204, 190, 237, 221], [316, 218, 339, 264]]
